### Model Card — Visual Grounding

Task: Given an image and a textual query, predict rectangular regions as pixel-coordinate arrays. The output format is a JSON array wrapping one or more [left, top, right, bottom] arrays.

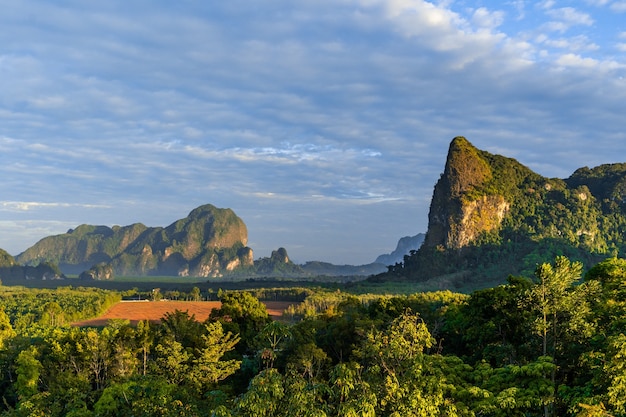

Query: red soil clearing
[[72, 300, 296, 327]]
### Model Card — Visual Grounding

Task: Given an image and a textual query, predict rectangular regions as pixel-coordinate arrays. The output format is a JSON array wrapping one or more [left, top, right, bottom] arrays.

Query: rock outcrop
[[79, 263, 114, 280], [424, 136, 512, 249], [253, 247, 304, 276]]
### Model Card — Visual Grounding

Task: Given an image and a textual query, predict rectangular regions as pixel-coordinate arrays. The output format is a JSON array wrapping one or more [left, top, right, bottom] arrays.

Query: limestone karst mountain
[[16, 204, 253, 277], [10, 136, 625, 286], [384, 136, 626, 288]]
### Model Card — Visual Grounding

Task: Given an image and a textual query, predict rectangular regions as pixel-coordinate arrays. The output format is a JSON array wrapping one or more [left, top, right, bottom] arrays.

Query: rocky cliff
[[386, 137, 626, 288], [16, 204, 254, 277], [424, 137, 515, 249]]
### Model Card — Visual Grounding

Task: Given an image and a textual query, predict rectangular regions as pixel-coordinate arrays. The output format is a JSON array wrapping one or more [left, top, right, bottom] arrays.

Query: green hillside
[[384, 137, 626, 289], [0, 249, 17, 268]]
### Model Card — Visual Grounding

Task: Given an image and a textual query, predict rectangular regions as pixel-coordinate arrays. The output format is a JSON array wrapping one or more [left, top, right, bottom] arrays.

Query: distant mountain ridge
[[375, 234, 425, 265], [384, 136, 626, 288], [9, 204, 413, 279]]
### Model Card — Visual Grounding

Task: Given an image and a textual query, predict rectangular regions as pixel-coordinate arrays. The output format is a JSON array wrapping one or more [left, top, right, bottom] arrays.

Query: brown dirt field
[[72, 300, 297, 327]]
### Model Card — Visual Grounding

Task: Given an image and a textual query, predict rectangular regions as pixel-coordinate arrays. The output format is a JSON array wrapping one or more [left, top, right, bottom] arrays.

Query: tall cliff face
[[391, 136, 626, 288], [424, 137, 511, 249], [16, 204, 254, 277]]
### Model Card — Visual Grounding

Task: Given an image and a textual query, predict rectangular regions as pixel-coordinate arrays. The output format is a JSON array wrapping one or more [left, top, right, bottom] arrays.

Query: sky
[[1, 0, 626, 265]]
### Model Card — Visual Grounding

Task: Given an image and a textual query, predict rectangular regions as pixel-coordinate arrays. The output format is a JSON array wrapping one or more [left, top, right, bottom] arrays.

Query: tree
[[357, 309, 450, 416], [93, 377, 199, 417], [530, 256, 597, 417], [135, 320, 154, 376], [235, 368, 285, 417], [40, 301, 65, 327], [105, 320, 139, 381], [472, 356, 556, 416], [0, 307, 16, 350], [211, 291, 271, 354], [455, 276, 535, 366], [315, 297, 371, 364], [329, 362, 376, 417], [585, 257, 626, 334], [188, 321, 241, 394], [604, 333, 626, 415], [286, 343, 329, 381], [153, 339, 190, 385], [151, 288, 162, 301], [533, 257, 583, 357], [256, 321, 291, 369], [15, 346, 42, 400], [84, 327, 111, 391], [159, 309, 203, 350], [190, 286, 201, 301], [585, 257, 626, 299]]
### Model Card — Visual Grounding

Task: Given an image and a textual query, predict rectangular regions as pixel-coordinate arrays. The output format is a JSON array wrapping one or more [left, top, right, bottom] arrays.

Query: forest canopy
[[0, 256, 625, 416]]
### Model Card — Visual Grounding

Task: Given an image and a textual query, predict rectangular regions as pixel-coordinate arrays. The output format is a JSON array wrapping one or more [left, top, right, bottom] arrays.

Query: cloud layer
[[1, 0, 625, 264]]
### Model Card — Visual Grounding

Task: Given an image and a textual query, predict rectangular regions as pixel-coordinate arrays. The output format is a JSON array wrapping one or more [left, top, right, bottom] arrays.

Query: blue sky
[[1, 0, 625, 265]]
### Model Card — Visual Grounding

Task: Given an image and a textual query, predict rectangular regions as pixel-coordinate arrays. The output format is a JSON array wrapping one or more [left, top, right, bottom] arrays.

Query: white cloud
[[510, 0, 526, 20], [611, 1, 626, 12], [538, 0, 556, 10], [0, 201, 110, 212], [540, 35, 599, 52], [27, 95, 68, 109], [361, 0, 520, 71], [554, 53, 625, 72], [379, 0, 470, 47], [173, 143, 382, 165], [540, 21, 569, 34], [547, 7, 593, 26], [472, 7, 505, 31], [541, 7, 593, 35]]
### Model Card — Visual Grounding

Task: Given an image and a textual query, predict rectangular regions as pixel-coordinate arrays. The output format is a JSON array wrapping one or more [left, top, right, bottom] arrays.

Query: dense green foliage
[[0, 286, 121, 329], [0, 256, 625, 416]]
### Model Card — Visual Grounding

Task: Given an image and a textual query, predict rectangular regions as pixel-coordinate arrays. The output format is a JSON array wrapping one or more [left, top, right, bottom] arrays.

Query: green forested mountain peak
[[15, 204, 252, 277], [443, 136, 493, 199], [566, 163, 626, 212], [424, 136, 540, 250], [386, 136, 626, 289], [0, 249, 17, 268]]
